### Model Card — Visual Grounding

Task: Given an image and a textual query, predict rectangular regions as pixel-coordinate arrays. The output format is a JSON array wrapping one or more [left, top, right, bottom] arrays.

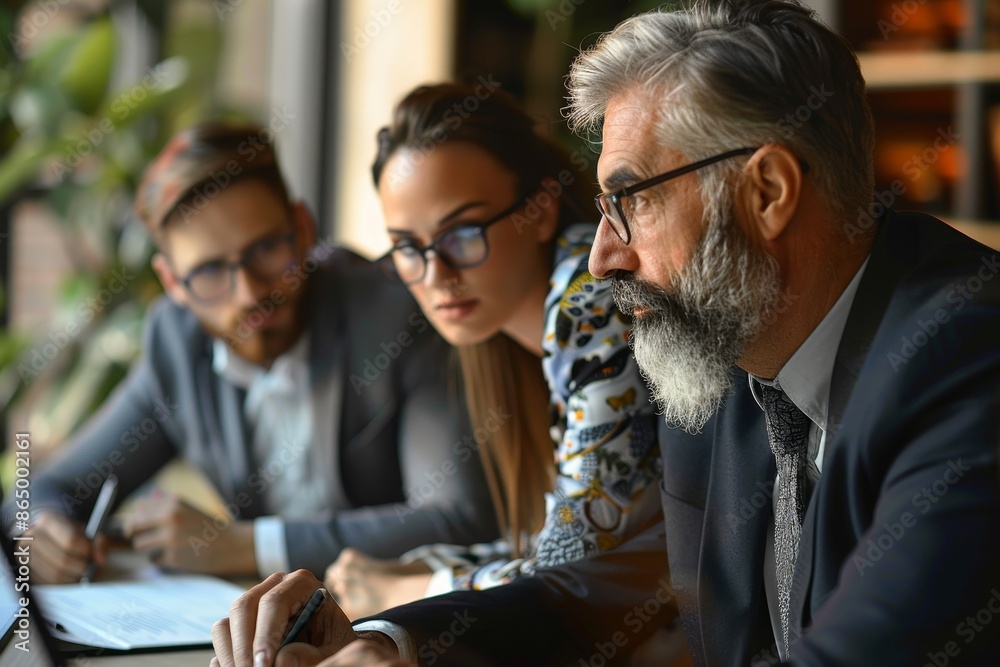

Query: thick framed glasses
[[594, 147, 759, 245], [176, 231, 296, 302], [381, 195, 528, 285]]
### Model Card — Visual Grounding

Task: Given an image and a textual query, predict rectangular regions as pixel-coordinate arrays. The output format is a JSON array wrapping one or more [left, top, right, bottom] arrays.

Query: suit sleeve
[[282, 327, 498, 576], [787, 308, 1000, 666], [4, 302, 179, 528], [368, 517, 674, 667]]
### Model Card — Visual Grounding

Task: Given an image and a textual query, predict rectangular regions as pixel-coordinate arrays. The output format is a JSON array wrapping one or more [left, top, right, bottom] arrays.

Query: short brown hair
[[134, 121, 290, 237]]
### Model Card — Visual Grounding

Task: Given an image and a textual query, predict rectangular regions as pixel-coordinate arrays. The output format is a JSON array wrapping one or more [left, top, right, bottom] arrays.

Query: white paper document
[[37, 575, 244, 650]]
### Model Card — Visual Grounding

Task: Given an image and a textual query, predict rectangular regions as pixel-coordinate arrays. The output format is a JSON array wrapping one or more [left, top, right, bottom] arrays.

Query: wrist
[[356, 630, 400, 654], [226, 520, 259, 575], [353, 620, 416, 660]]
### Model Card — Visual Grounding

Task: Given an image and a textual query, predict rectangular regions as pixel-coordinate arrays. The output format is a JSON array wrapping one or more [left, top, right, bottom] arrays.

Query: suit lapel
[[790, 210, 916, 634], [216, 374, 251, 505], [304, 259, 350, 509], [698, 380, 775, 665]]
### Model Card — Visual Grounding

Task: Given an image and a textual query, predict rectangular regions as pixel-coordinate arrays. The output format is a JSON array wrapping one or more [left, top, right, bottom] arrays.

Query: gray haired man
[[212, 2, 1000, 665]]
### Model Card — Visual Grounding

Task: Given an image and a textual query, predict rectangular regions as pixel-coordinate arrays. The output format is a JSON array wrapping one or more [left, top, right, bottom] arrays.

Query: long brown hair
[[372, 83, 595, 554]]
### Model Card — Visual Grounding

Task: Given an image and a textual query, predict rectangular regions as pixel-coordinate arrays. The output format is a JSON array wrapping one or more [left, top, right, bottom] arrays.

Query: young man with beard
[[11, 122, 497, 583], [209, 2, 1000, 666]]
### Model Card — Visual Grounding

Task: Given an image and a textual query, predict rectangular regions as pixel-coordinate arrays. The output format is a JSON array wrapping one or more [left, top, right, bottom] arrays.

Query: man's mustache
[[610, 272, 673, 313]]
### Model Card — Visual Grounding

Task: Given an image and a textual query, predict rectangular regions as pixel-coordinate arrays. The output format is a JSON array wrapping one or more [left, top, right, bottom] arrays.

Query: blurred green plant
[[0, 2, 221, 454]]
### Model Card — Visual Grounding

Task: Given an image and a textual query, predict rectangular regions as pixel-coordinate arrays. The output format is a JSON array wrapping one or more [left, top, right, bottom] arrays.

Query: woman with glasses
[[321, 83, 662, 619]]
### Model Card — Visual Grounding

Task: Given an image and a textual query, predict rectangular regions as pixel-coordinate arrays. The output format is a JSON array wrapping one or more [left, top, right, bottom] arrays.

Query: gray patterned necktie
[[758, 383, 818, 656]]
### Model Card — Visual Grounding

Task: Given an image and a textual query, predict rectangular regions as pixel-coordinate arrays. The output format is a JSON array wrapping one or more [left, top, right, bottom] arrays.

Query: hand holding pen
[[209, 570, 396, 667], [80, 474, 118, 583]]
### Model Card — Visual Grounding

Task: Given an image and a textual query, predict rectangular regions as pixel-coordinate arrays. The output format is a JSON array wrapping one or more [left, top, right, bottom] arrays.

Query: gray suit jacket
[[19, 246, 498, 575]]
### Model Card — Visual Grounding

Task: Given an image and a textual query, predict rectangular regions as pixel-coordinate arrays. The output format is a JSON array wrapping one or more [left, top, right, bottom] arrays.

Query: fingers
[[323, 562, 338, 592], [124, 495, 208, 569], [26, 513, 90, 583], [253, 572, 340, 666], [215, 571, 358, 667], [211, 617, 236, 667], [93, 534, 110, 566], [226, 572, 288, 667], [131, 525, 170, 556], [31, 512, 89, 558], [320, 639, 412, 667], [275, 642, 325, 667], [122, 493, 181, 538]]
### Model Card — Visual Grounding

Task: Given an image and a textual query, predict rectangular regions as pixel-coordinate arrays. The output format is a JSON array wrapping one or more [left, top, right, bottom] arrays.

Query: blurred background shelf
[[859, 51, 1000, 88], [827, 0, 1000, 224]]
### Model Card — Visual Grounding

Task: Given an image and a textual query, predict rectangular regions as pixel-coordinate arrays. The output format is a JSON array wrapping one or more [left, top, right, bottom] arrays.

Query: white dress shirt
[[213, 335, 337, 576], [750, 258, 869, 659]]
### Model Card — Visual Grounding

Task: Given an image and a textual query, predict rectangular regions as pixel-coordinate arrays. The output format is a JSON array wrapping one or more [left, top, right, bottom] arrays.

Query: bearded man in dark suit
[[211, 3, 1000, 665]]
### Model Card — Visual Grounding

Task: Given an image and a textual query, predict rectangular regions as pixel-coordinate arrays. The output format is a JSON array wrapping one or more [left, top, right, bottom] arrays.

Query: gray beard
[[611, 204, 780, 433]]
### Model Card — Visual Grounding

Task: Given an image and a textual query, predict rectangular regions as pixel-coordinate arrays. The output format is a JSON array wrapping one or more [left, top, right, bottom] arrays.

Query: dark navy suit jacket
[[375, 210, 1000, 666]]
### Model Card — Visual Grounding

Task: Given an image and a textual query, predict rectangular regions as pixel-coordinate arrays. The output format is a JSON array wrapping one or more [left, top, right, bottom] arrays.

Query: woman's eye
[[394, 244, 422, 257], [445, 226, 480, 242]]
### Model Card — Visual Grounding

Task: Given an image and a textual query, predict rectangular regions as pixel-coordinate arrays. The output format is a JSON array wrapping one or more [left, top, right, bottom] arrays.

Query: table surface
[[0, 550, 248, 666]]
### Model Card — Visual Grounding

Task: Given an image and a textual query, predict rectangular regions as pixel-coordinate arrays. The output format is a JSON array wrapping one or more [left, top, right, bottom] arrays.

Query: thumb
[[275, 642, 325, 667], [93, 535, 110, 565]]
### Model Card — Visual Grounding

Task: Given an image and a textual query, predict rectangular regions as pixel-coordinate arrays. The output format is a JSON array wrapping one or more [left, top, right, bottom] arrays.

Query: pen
[[279, 588, 328, 649], [80, 474, 119, 584]]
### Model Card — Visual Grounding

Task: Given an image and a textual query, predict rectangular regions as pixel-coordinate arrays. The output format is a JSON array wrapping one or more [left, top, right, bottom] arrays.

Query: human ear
[[291, 201, 318, 253], [151, 253, 188, 306], [738, 144, 803, 242]]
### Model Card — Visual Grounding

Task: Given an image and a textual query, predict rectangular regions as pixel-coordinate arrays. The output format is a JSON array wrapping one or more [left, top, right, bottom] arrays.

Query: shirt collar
[[212, 333, 310, 391], [750, 257, 869, 432]]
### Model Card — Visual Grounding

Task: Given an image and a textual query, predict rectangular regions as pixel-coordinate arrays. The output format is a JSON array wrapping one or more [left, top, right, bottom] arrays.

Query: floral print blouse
[[403, 224, 662, 592]]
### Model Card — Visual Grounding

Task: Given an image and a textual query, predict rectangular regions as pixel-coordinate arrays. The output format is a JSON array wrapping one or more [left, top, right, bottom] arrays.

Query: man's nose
[[589, 219, 639, 279], [231, 266, 272, 307]]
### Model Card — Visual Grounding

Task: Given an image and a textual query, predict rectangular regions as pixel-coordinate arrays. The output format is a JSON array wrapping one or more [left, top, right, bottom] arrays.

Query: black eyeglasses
[[175, 231, 296, 302], [381, 195, 528, 285], [594, 147, 759, 245]]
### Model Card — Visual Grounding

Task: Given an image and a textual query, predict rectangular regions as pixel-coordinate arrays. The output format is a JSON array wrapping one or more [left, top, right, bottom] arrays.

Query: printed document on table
[[37, 575, 245, 650]]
